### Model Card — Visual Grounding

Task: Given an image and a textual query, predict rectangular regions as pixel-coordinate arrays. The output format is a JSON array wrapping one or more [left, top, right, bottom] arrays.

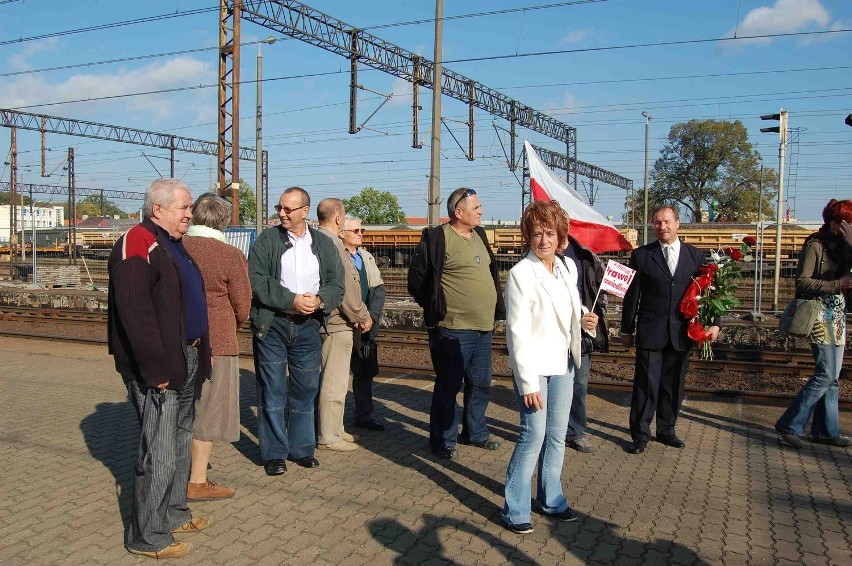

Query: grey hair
[[143, 178, 191, 218], [191, 193, 231, 231], [343, 214, 362, 229]]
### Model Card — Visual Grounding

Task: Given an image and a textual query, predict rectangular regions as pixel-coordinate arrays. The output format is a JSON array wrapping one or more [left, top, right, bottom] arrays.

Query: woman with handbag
[[775, 199, 852, 448]]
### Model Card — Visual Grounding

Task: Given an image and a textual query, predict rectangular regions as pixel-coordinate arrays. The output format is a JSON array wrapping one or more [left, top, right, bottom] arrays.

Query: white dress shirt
[[279, 229, 320, 296]]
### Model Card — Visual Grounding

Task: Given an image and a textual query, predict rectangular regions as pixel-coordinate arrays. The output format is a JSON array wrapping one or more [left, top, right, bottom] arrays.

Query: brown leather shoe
[[128, 541, 192, 559], [172, 516, 211, 535], [187, 480, 235, 501]]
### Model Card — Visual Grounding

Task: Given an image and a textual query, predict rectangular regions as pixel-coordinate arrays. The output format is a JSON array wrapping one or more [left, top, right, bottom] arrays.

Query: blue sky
[[1, 0, 850, 224]]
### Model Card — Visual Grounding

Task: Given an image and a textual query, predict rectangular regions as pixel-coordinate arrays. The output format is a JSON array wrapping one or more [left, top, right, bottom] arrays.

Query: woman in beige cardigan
[[182, 194, 252, 501]]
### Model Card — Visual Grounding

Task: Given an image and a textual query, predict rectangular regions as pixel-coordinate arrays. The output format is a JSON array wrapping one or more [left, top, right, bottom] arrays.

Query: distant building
[[0, 205, 64, 244]]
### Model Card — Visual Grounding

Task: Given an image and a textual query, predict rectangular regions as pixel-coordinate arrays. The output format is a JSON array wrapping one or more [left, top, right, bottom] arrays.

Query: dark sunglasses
[[450, 188, 477, 211], [274, 204, 308, 215], [343, 228, 365, 234]]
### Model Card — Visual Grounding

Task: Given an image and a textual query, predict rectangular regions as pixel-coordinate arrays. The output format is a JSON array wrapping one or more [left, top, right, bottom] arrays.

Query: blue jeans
[[125, 345, 197, 552], [776, 343, 843, 439], [502, 366, 574, 526], [428, 327, 493, 450], [254, 316, 322, 461], [565, 353, 591, 441]]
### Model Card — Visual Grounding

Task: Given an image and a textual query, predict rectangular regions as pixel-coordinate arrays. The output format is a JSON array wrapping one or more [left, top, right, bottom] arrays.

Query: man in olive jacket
[[248, 187, 345, 476]]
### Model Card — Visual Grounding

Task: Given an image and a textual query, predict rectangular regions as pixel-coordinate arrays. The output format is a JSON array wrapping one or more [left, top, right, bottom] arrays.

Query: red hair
[[520, 200, 570, 252], [822, 199, 852, 225]]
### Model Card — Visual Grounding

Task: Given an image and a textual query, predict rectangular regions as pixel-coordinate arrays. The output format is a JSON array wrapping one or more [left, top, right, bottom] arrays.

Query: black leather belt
[[276, 312, 312, 324], [186, 337, 202, 348]]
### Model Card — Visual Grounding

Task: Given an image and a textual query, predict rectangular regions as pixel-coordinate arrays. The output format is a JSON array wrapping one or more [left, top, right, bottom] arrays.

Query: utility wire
[[0, 6, 217, 46], [444, 28, 852, 64]]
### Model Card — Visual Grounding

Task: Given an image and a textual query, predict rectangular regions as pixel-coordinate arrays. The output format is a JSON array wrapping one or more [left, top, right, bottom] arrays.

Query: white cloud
[[8, 38, 60, 71], [0, 56, 210, 121], [561, 28, 596, 45], [722, 0, 832, 46]]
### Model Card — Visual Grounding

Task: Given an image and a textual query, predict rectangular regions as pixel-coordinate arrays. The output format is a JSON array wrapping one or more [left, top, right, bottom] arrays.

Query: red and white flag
[[525, 141, 633, 253]]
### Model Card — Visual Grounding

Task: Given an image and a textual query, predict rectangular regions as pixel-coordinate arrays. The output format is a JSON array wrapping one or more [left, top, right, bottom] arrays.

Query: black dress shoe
[[355, 418, 387, 432], [287, 455, 320, 468], [656, 435, 686, 448], [625, 440, 647, 454], [431, 446, 458, 459], [264, 459, 287, 476]]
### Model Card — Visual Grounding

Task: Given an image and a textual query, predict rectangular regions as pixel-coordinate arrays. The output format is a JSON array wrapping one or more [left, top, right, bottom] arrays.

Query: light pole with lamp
[[256, 36, 276, 235], [641, 111, 652, 245]]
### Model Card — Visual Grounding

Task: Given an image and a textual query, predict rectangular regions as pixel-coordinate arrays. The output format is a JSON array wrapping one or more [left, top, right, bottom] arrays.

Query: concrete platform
[[0, 337, 850, 565]]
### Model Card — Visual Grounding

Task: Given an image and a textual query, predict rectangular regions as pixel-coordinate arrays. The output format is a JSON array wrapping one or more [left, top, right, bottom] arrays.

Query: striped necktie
[[663, 244, 676, 275]]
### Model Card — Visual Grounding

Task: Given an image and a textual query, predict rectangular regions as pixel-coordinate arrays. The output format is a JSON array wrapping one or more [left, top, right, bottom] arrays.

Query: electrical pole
[[257, 37, 275, 235], [427, 0, 443, 227], [761, 110, 788, 312], [642, 111, 652, 245]]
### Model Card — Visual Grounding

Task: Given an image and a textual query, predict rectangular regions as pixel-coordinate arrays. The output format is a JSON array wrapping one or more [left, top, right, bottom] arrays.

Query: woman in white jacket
[[501, 200, 598, 534]]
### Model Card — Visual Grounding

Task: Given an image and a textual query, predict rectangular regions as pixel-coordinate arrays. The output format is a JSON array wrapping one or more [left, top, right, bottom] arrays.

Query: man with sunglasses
[[248, 187, 345, 476], [341, 215, 388, 432], [408, 187, 506, 459]]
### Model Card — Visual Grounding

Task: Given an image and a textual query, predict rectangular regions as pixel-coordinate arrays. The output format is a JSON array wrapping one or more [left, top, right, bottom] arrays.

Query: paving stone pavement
[[0, 336, 850, 565]]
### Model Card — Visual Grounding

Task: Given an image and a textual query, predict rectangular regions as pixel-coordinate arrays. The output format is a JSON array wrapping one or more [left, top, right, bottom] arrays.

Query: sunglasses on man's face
[[451, 188, 477, 211], [343, 228, 365, 234], [274, 204, 308, 215]]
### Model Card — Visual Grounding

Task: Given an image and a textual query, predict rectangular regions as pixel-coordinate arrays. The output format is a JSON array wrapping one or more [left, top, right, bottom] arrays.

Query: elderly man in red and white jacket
[[108, 178, 212, 560]]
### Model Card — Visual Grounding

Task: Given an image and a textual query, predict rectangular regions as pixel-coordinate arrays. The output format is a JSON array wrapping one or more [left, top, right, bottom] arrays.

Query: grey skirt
[[193, 355, 240, 442]]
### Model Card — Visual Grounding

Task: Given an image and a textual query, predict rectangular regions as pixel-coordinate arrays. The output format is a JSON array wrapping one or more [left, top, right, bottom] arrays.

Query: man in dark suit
[[620, 205, 720, 454]]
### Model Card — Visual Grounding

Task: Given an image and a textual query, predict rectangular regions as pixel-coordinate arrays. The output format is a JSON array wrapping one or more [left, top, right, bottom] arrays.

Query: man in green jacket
[[248, 187, 345, 476]]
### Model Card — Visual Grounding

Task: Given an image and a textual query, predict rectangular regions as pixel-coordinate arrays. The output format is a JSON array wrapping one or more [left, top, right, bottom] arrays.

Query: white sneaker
[[341, 431, 359, 443]]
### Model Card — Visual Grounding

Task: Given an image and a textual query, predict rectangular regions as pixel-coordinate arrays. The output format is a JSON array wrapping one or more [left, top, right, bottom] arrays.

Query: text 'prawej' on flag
[[599, 260, 636, 298], [525, 141, 633, 253]]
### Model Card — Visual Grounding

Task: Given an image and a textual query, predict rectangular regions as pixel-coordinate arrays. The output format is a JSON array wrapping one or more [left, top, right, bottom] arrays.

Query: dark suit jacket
[[620, 240, 708, 351]]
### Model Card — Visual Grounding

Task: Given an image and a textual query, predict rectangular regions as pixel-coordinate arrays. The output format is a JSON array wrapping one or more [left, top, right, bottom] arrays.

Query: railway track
[[2, 306, 850, 408]]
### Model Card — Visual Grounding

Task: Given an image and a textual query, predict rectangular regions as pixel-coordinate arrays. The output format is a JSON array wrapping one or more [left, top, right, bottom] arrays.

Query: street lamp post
[[256, 36, 276, 235], [641, 111, 652, 245]]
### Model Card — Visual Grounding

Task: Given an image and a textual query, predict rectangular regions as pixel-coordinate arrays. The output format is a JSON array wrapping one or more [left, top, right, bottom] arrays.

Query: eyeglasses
[[342, 228, 365, 234], [450, 188, 477, 211], [274, 204, 308, 215]]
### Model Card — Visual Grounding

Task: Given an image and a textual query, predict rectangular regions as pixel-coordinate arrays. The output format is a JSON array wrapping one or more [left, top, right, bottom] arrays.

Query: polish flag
[[525, 141, 633, 253]]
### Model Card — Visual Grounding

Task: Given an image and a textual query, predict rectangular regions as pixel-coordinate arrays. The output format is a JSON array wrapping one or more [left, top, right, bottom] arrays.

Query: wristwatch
[[318, 300, 325, 310]]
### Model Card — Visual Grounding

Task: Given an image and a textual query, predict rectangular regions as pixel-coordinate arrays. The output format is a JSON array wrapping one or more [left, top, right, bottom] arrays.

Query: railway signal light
[[760, 112, 787, 141]]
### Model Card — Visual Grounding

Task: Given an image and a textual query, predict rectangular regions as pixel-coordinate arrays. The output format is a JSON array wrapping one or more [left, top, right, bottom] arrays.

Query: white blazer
[[505, 251, 591, 395]]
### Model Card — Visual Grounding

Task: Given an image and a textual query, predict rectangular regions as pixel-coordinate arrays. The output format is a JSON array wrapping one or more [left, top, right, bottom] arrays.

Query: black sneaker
[[431, 446, 458, 459], [550, 507, 578, 522], [458, 437, 501, 450], [504, 521, 534, 534]]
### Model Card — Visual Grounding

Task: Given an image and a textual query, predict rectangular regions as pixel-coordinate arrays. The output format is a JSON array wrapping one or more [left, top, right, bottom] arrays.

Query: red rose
[[687, 320, 709, 343], [742, 236, 756, 246], [724, 247, 744, 261], [697, 264, 718, 276], [695, 273, 713, 291], [680, 281, 701, 319]]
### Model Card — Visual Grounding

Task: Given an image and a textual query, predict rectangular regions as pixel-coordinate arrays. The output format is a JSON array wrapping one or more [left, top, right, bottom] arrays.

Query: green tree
[[76, 195, 129, 218], [631, 119, 777, 224], [342, 187, 406, 225], [215, 178, 257, 225]]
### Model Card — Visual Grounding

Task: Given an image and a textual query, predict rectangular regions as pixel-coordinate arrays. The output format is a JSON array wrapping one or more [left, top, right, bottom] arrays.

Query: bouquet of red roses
[[679, 236, 754, 359]]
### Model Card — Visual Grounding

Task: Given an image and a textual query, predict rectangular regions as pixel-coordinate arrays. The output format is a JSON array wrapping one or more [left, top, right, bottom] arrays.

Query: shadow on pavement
[[234, 368, 263, 466], [79, 400, 138, 532], [369, 511, 710, 564]]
